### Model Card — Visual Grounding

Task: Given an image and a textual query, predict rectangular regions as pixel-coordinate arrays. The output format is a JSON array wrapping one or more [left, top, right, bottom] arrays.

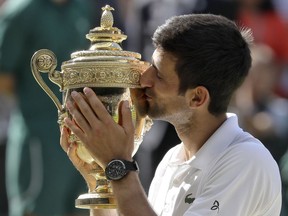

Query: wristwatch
[[105, 159, 139, 181]]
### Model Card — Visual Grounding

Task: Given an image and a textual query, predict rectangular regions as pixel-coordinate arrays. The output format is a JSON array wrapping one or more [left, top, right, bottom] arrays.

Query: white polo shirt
[[148, 113, 282, 216]]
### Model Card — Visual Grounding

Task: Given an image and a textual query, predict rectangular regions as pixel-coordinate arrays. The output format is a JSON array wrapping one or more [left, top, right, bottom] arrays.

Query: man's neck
[[175, 113, 227, 160]]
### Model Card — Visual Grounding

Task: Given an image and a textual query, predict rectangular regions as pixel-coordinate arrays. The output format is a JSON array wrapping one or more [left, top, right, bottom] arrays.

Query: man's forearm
[[111, 172, 156, 216], [90, 172, 156, 216]]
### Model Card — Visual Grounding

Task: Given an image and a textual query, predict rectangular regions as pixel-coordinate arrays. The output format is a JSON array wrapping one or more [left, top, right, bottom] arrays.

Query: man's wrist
[[105, 159, 139, 181]]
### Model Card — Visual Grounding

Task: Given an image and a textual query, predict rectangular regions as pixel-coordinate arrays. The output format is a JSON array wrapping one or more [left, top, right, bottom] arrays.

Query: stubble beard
[[146, 101, 169, 121]]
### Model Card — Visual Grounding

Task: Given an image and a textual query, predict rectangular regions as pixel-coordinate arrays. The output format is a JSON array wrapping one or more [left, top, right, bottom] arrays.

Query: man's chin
[[132, 100, 148, 118]]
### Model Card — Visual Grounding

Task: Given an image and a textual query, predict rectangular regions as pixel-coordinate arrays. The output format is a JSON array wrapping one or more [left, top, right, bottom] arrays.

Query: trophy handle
[[31, 49, 63, 111]]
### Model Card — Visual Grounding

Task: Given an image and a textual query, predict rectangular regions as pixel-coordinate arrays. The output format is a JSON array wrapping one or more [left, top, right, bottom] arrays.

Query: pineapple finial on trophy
[[101, 5, 114, 29], [86, 5, 127, 51]]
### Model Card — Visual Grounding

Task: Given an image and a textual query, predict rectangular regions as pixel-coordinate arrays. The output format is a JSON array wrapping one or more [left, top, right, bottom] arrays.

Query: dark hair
[[152, 14, 253, 116]]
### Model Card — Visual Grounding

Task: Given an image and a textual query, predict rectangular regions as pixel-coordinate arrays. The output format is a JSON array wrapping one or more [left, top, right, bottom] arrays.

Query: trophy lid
[[56, 5, 149, 90]]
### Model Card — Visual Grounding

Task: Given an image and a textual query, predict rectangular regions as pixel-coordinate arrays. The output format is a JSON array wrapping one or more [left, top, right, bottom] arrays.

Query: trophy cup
[[31, 5, 151, 209]]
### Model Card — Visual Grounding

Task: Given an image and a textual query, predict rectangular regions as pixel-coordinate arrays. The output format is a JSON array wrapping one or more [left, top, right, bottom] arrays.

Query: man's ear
[[185, 86, 209, 108]]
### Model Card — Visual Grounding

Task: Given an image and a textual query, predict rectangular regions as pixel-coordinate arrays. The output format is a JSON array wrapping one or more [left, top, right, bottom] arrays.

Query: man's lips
[[145, 94, 152, 101], [132, 88, 153, 101], [142, 91, 153, 101]]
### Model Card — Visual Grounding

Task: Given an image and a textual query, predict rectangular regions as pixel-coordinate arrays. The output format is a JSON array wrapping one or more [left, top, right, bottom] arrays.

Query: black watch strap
[[123, 160, 139, 172]]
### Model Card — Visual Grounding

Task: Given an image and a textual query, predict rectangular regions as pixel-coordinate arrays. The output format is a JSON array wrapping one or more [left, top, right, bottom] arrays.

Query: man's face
[[137, 48, 190, 123]]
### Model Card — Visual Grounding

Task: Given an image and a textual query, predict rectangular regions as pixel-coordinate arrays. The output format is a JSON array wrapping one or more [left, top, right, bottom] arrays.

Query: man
[[60, 14, 282, 215]]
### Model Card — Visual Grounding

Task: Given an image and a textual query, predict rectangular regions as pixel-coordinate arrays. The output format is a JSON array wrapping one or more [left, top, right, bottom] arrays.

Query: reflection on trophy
[[30, 5, 152, 209]]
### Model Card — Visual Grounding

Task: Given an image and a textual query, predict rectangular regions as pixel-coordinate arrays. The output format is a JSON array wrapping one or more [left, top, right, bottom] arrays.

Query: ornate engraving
[[61, 64, 146, 89], [71, 50, 141, 59], [36, 54, 53, 71]]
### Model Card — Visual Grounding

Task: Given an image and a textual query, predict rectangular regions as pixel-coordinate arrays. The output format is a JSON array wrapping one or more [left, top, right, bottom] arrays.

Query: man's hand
[[64, 87, 135, 169], [60, 126, 98, 191]]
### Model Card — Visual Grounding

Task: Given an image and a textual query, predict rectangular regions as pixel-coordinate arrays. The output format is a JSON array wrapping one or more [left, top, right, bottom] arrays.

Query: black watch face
[[105, 160, 127, 180]]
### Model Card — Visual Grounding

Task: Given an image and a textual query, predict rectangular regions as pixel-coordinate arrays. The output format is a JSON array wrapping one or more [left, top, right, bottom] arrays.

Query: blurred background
[[0, 0, 287, 215]]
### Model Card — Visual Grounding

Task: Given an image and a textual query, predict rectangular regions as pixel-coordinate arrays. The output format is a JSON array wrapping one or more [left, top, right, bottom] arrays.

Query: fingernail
[[64, 117, 70, 125], [66, 101, 71, 109], [83, 87, 90, 94], [71, 91, 78, 97]]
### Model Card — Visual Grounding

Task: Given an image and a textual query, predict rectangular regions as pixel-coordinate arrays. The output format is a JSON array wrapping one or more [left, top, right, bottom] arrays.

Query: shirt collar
[[169, 113, 243, 169]]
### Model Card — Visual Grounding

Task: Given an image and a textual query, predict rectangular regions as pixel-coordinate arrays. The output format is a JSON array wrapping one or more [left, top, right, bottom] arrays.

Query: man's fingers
[[67, 142, 80, 165], [60, 125, 80, 159], [60, 126, 70, 152], [66, 100, 90, 131], [68, 91, 99, 130], [119, 100, 134, 136], [60, 126, 84, 169], [64, 117, 86, 143], [83, 87, 112, 123]]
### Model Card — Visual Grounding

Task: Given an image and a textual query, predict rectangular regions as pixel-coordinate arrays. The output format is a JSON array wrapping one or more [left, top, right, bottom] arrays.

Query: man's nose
[[140, 66, 154, 88]]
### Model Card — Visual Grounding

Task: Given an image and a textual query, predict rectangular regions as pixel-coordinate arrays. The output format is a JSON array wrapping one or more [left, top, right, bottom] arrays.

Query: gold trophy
[[30, 5, 151, 209]]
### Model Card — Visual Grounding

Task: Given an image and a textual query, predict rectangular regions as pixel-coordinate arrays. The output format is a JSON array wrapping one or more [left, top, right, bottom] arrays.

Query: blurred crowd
[[0, 0, 287, 215]]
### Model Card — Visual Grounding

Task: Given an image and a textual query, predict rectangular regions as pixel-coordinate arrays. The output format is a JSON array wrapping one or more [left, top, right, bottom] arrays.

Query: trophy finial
[[101, 5, 115, 29], [86, 4, 127, 49]]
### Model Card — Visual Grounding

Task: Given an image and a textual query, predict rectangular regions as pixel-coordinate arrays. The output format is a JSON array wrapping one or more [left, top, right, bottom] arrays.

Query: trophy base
[[75, 193, 117, 209]]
